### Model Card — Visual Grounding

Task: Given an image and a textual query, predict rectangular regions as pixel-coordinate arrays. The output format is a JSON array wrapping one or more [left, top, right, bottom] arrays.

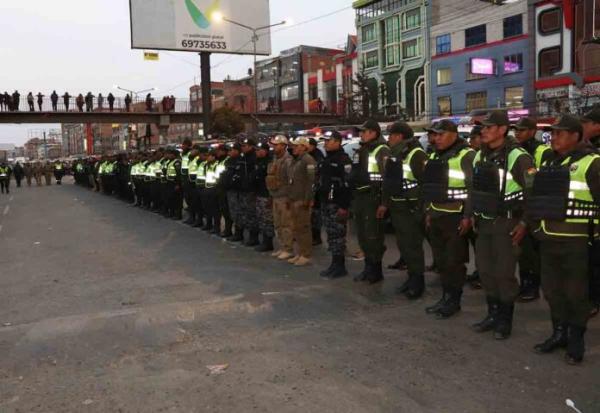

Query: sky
[[0, 0, 355, 145]]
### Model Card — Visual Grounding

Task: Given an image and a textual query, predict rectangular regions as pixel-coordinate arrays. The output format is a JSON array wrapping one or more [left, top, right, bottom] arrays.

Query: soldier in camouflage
[[254, 143, 275, 252]]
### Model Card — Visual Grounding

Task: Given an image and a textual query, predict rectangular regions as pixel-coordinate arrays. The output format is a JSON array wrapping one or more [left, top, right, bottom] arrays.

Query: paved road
[[0, 179, 598, 412]]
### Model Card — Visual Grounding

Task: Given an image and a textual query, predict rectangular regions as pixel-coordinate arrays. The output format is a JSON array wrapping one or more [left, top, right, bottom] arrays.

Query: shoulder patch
[[570, 164, 579, 172], [527, 168, 537, 175]]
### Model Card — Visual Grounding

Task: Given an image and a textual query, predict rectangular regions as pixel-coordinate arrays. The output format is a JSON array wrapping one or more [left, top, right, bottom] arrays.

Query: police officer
[[178, 139, 193, 224], [377, 121, 427, 298], [0, 163, 9, 194], [421, 120, 475, 318], [528, 114, 600, 365], [165, 148, 183, 220], [466, 126, 483, 289], [224, 143, 244, 240], [203, 149, 220, 232], [308, 137, 325, 246], [254, 143, 275, 252], [513, 117, 552, 301], [215, 145, 233, 237], [581, 106, 600, 318], [239, 138, 259, 246], [318, 131, 352, 278], [287, 137, 317, 266], [471, 110, 534, 340], [349, 119, 390, 284], [185, 146, 202, 226]]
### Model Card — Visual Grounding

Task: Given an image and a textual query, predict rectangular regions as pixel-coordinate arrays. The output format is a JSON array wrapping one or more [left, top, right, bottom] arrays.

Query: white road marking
[[2, 205, 9, 215]]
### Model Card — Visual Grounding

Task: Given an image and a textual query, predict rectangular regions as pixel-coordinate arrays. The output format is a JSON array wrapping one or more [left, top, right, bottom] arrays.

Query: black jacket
[[318, 148, 352, 209], [253, 155, 271, 198]]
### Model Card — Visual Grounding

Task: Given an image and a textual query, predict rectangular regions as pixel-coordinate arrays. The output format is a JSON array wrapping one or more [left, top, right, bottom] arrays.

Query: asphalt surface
[[0, 178, 598, 412]]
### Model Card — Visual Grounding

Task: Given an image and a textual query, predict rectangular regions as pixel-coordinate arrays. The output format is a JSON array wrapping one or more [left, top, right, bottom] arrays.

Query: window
[[503, 53, 523, 74], [364, 50, 379, 69], [384, 16, 399, 45], [539, 46, 561, 77], [505, 86, 524, 108], [281, 84, 299, 101], [362, 24, 377, 43], [466, 91, 487, 112], [384, 16, 399, 67], [438, 96, 452, 116], [539, 8, 562, 35], [437, 68, 452, 86], [384, 45, 399, 67], [503, 14, 523, 38], [404, 8, 421, 30], [436, 34, 451, 55], [465, 24, 486, 47], [466, 63, 487, 81], [402, 38, 419, 59]]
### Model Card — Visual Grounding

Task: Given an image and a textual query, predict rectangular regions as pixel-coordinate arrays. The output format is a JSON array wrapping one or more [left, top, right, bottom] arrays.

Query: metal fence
[[0, 95, 195, 114]]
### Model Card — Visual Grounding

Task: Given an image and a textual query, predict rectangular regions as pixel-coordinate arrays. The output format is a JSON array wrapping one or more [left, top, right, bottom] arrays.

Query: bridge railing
[[0, 95, 196, 114]]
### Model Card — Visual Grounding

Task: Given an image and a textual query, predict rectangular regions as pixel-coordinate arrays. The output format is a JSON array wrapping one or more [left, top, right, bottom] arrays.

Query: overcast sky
[[0, 0, 355, 145]]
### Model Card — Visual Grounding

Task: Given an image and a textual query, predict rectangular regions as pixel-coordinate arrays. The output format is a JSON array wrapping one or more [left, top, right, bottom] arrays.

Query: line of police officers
[[73, 106, 600, 365]]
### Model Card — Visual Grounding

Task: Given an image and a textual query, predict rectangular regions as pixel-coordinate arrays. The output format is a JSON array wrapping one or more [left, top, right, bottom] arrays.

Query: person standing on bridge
[[27, 92, 35, 111], [62, 92, 71, 111], [50, 91, 58, 111], [36, 92, 44, 111], [0, 92, 5, 112], [107, 93, 115, 112], [97, 93, 104, 110], [3, 92, 11, 112], [75, 94, 84, 112], [145, 94, 153, 112], [124, 94, 131, 112], [84, 92, 94, 112], [12, 90, 20, 111]]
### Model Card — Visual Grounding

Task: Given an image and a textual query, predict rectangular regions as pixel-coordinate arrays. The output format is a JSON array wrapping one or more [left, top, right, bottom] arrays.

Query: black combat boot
[[494, 303, 514, 340], [312, 228, 322, 246], [367, 261, 384, 284], [519, 270, 540, 301], [466, 270, 482, 289], [404, 273, 424, 299], [221, 220, 233, 238], [184, 212, 195, 225], [472, 296, 500, 333], [228, 226, 244, 242], [425, 290, 448, 314], [565, 324, 586, 365], [327, 255, 348, 279], [354, 259, 371, 282], [388, 256, 407, 270], [396, 277, 410, 294], [193, 216, 204, 228], [255, 236, 274, 252], [245, 230, 260, 247], [320, 256, 336, 278], [534, 319, 568, 354], [436, 289, 462, 319], [201, 220, 213, 231]]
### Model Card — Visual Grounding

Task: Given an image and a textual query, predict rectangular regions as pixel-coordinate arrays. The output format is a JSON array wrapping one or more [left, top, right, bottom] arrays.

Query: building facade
[[429, 0, 532, 119], [353, 0, 430, 120], [530, 0, 600, 119]]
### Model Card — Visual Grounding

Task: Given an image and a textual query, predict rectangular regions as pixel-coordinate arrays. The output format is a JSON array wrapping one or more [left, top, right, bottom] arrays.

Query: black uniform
[[318, 147, 352, 278], [309, 147, 325, 245]]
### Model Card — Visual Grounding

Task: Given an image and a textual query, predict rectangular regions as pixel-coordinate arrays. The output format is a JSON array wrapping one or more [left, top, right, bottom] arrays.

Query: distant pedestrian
[[124, 94, 132, 112], [145, 93, 153, 112], [170, 95, 176, 112], [85, 92, 94, 112], [0, 163, 10, 193], [12, 90, 21, 111], [161, 96, 167, 112], [0, 92, 5, 112], [27, 92, 35, 111], [63, 92, 71, 111], [24, 162, 32, 186], [12, 162, 24, 187], [97, 93, 104, 110], [36, 92, 44, 111], [76, 94, 84, 112], [51, 90, 59, 111], [107, 93, 115, 112], [5, 93, 13, 112]]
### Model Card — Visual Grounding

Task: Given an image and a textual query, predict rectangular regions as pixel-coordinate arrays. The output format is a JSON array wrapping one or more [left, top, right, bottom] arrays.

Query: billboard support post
[[200, 52, 212, 139]]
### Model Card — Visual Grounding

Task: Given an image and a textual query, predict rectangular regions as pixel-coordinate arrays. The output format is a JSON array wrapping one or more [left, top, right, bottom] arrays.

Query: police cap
[[387, 121, 414, 139]]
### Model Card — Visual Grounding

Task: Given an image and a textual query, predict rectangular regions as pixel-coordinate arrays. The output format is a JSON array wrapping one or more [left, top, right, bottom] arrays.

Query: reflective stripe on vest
[[167, 160, 177, 179], [367, 144, 387, 182], [188, 157, 199, 174], [534, 144, 551, 170], [473, 147, 527, 201], [181, 153, 190, 171], [540, 154, 600, 237], [205, 163, 218, 187], [428, 147, 473, 213]]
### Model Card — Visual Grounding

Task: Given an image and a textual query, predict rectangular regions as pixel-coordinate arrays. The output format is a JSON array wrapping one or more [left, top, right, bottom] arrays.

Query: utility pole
[[43, 131, 48, 159], [200, 52, 212, 139]]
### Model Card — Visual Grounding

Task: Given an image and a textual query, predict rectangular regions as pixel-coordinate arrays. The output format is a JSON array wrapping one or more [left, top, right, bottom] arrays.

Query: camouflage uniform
[[256, 196, 275, 238]]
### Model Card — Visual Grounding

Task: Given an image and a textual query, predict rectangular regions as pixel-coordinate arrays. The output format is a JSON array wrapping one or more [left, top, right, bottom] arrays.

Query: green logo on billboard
[[185, 0, 220, 29]]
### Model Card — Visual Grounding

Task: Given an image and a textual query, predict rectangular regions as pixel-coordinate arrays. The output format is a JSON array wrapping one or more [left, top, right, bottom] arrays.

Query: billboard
[[470, 58, 496, 75], [129, 0, 272, 55]]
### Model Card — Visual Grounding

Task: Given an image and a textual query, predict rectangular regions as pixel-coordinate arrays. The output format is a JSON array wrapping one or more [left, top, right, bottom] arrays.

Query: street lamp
[[113, 85, 157, 99], [213, 13, 288, 113]]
